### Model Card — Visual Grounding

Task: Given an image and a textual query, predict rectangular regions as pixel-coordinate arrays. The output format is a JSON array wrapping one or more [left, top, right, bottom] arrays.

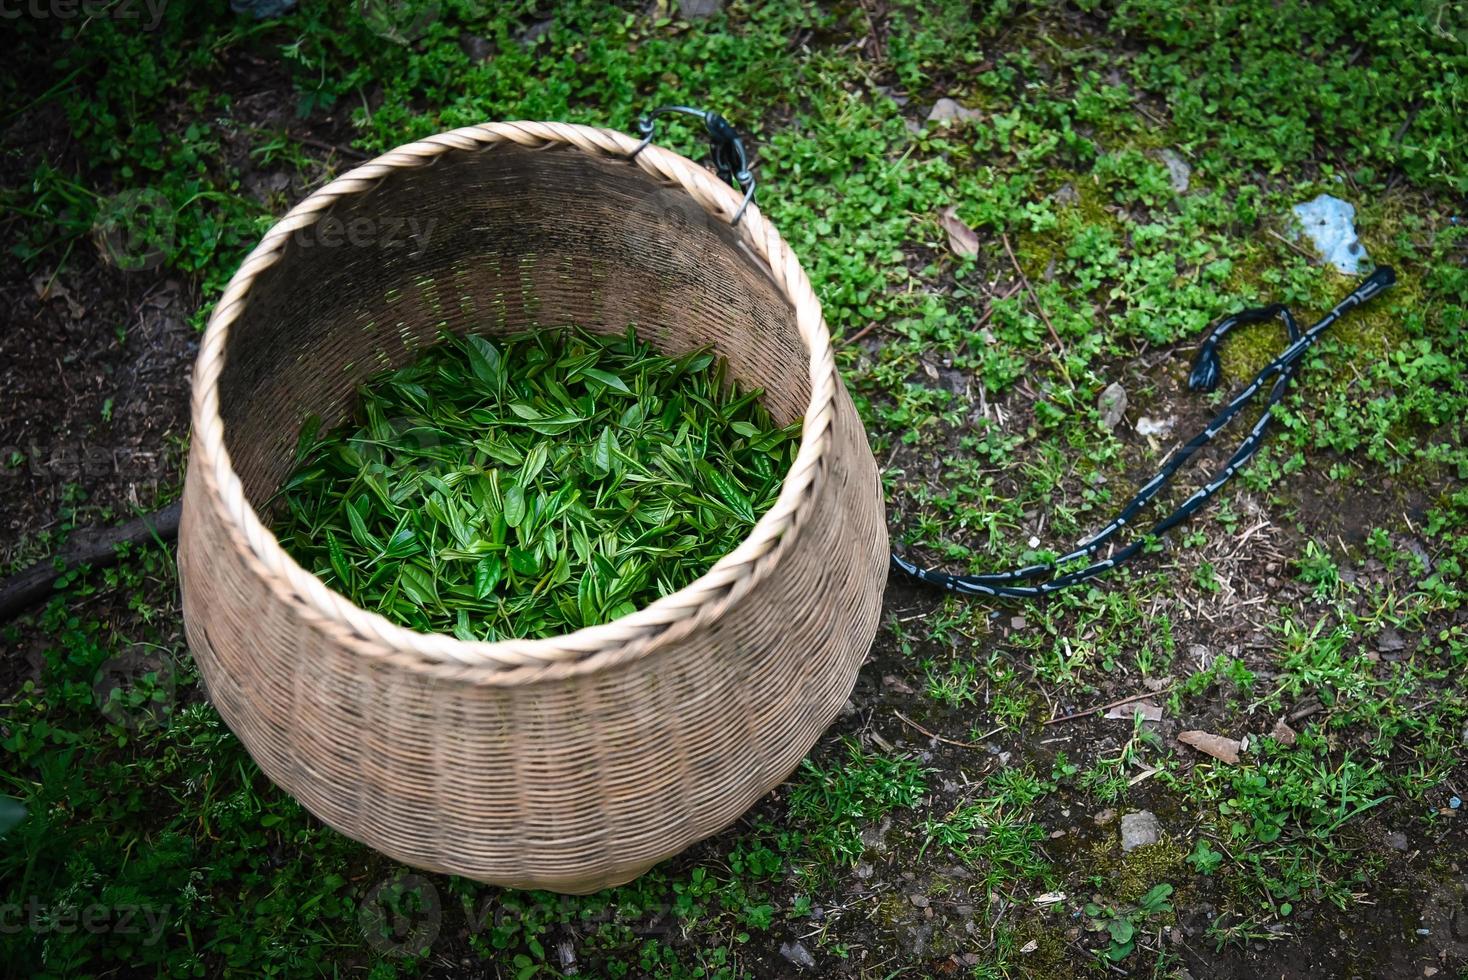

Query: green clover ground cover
[[274, 327, 797, 641]]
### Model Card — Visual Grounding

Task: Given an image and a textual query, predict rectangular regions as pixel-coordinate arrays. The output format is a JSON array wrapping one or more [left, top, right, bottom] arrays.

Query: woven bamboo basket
[[179, 121, 887, 893]]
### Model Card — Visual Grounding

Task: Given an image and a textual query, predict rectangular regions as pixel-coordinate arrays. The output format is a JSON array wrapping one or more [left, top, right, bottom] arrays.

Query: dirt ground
[[5, 210, 1465, 980], [3, 4, 1466, 978]]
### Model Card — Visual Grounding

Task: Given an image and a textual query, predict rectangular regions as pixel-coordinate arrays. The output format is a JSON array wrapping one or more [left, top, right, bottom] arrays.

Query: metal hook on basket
[[631, 105, 757, 225]]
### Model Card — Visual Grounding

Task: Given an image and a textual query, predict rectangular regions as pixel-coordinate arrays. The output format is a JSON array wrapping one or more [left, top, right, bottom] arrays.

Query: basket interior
[[219, 143, 809, 507]]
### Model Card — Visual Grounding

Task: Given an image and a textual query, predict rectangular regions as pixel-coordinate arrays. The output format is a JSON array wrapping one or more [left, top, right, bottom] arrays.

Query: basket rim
[[189, 120, 840, 674]]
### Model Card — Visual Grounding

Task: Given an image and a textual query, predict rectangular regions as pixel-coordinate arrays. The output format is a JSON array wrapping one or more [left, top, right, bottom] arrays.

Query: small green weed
[[786, 740, 928, 865], [1085, 883, 1174, 964]]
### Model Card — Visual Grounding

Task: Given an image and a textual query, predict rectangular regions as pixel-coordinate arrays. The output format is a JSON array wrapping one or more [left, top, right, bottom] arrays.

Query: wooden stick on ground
[[1266, 228, 1320, 263], [295, 134, 369, 160], [976, 281, 1025, 327], [999, 231, 1066, 355], [0, 500, 181, 622], [1043, 686, 1174, 726], [893, 710, 1003, 750], [837, 322, 884, 348]]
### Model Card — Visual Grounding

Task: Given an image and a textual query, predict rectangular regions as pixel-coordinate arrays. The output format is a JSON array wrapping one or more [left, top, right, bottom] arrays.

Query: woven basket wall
[[179, 121, 887, 893]]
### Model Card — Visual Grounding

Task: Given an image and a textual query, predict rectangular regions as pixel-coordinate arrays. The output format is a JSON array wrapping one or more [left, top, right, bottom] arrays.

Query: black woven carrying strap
[[633, 105, 756, 224], [891, 266, 1397, 599]]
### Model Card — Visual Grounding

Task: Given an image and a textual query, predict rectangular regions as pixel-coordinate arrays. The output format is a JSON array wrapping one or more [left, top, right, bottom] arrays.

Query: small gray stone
[[1158, 149, 1191, 193], [779, 941, 817, 970], [459, 33, 494, 62], [1098, 382, 1128, 430], [1120, 810, 1162, 851], [860, 815, 892, 852], [874, 86, 910, 107], [935, 365, 969, 395], [677, 0, 722, 19], [903, 921, 934, 958], [1385, 830, 1408, 851], [1399, 536, 1434, 573], [247, 171, 291, 200], [926, 97, 983, 124], [515, 18, 554, 45], [230, 0, 295, 17], [882, 674, 917, 695]]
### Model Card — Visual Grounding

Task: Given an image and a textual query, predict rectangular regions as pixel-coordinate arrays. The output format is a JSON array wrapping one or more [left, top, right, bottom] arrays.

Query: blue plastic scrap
[[1293, 194, 1370, 275]]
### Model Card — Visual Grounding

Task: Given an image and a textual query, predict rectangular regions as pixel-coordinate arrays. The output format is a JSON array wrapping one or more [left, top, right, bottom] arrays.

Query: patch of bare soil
[[1, 41, 1462, 979], [0, 261, 193, 562], [766, 575, 1468, 978]]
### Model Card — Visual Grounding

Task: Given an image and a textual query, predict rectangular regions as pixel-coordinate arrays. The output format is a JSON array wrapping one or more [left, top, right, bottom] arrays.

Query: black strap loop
[[891, 266, 1396, 599], [632, 105, 756, 224]]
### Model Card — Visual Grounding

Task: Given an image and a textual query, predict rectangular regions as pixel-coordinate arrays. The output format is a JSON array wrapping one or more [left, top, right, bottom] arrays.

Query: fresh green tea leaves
[[508, 546, 540, 578], [344, 498, 379, 551], [521, 443, 549, 484], [698, 460, 756, 524], [398, 564, 440, 610], [274, 326, 799, 641]]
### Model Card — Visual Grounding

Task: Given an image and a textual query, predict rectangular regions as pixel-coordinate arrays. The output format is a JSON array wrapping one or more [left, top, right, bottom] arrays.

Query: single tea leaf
[[580, 367, 631, 394], [463, 334, 503, 387], [587, 425, 618, 476], [698, 460, 756, 523], [503, 484, 527, 528], [474, 555, 502, 599]]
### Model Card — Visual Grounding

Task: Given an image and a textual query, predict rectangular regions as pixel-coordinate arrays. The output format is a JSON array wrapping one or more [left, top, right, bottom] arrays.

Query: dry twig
[[0, 501, 181, 621], [999, 231, 1065, 355], [893, 710, 1003, 750], [1044, 686, 1175, 726]]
